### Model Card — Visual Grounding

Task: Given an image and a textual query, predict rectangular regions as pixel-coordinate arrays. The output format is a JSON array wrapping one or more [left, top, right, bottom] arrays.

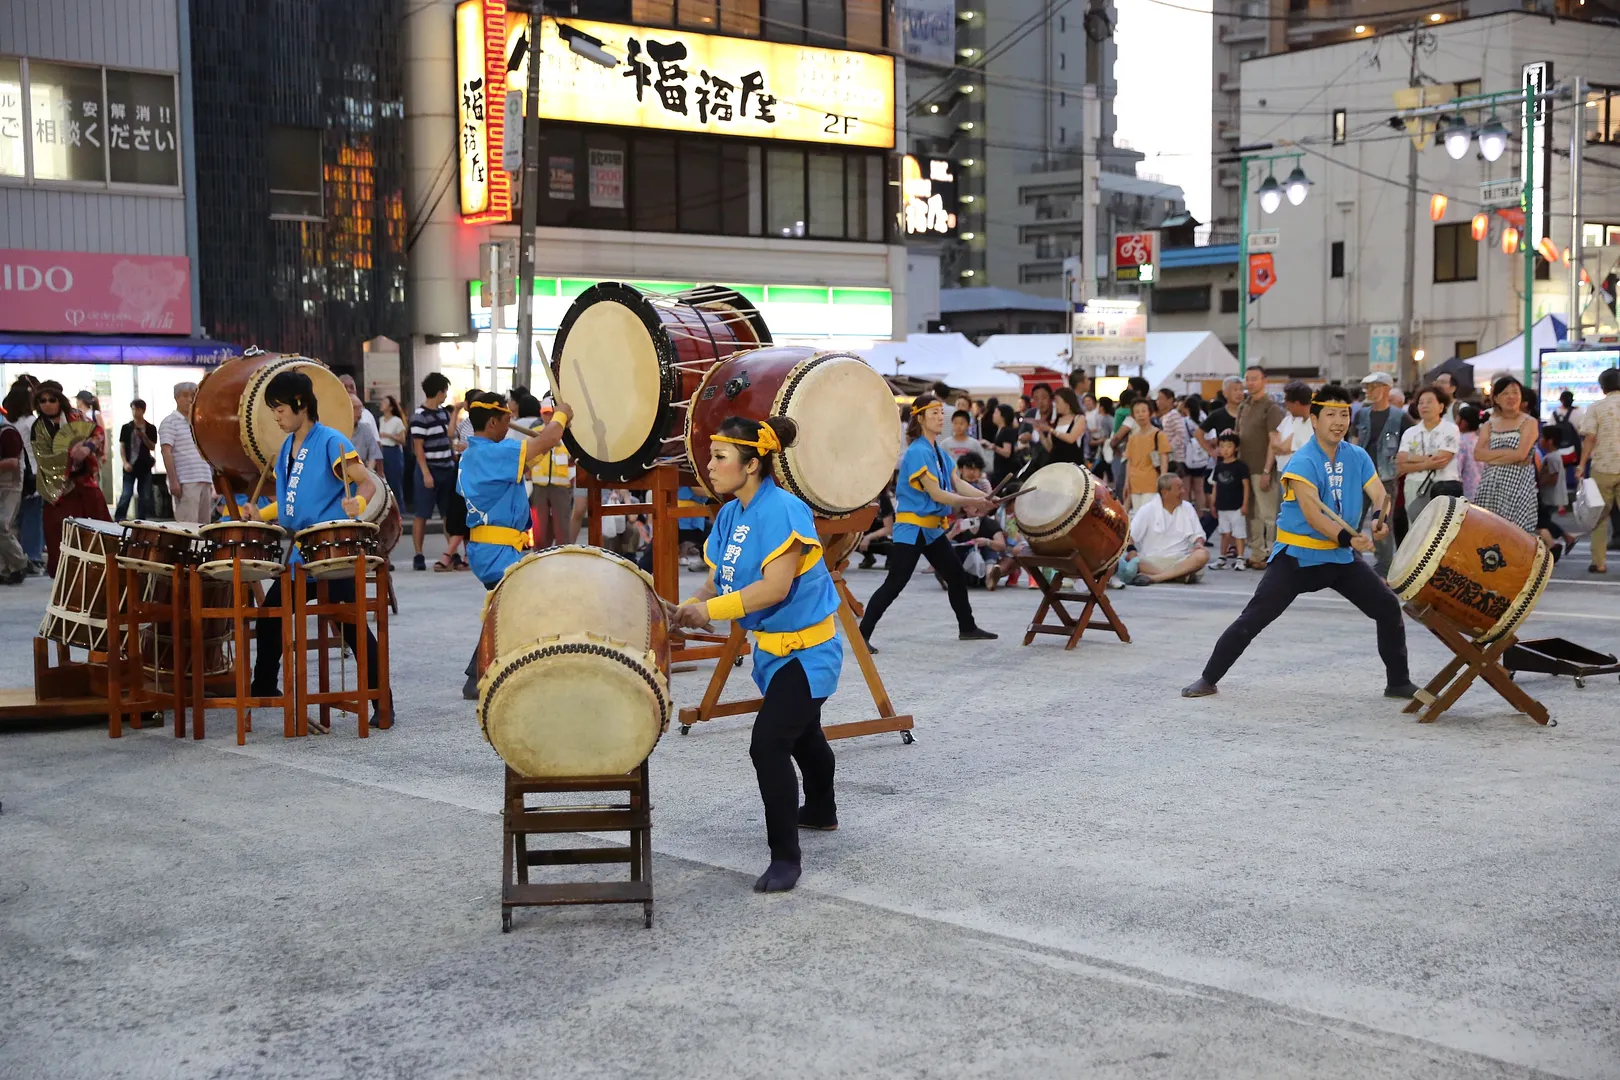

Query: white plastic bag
[[1573, 477, 1606, 532]]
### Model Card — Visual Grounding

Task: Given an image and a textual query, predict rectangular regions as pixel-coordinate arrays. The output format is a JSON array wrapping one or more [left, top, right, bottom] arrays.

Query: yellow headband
[[711, 425, 781, 454], [468, 400, 510, 415], [1311, 397, 1350, 408], [911, 401, 942, 416]]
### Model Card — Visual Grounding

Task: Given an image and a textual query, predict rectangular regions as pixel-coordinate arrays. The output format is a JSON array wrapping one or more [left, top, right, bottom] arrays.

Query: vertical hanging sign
[[1521, 60, 1552, 246], [456, 0, 512, 223]]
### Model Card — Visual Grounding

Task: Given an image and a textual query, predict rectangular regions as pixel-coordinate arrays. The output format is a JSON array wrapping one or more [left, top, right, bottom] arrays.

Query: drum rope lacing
[[478, 639, 673, 738]]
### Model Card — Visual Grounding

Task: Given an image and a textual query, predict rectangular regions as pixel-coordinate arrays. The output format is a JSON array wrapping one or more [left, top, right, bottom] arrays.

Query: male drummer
[[250, 369, 388, 727], [456, 389, 573, 700], [1181, 384, 1418, 700]]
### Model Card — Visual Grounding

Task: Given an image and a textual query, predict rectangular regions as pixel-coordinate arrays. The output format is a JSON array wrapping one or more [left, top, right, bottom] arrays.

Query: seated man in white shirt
[[1120, 474, 1211, 585]]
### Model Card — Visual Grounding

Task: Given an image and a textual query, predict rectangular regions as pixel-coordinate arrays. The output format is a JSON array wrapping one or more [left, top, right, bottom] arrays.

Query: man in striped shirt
[[410, 373, 468, 571]]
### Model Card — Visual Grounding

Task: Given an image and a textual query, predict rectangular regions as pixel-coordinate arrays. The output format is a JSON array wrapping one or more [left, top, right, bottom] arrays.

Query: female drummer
[[249, 369, 385, 726], [674, 416, 842, 894], [857, 393, 1000, 651], [455, 390, 572, 699]]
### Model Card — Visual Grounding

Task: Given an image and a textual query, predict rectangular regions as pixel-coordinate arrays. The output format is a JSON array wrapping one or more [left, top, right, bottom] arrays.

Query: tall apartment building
[[1210, 0, 1596, 240], [907, 0, 1172, 301]]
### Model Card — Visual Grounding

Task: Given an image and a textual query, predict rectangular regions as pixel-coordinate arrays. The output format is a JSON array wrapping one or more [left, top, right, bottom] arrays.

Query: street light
[[1442, 114, 1472, 159], [1257, 174, 1283, 214], [1478, 118, 1508, 162], [1283, 165, 1312, 206], [557, 23, 619, 67]]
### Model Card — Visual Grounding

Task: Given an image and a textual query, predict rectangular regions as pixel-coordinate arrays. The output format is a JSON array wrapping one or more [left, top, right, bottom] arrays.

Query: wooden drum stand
[[1014, 551, 1131, 650], [676, 506, 914, 743], [1401, 602, 1551, 726], [292, 559, 392, 737], [105, 555, 189, 738]]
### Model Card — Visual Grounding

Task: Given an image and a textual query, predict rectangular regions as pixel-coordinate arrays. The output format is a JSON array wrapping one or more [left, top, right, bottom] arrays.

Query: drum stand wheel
[[901, 730, 916, 745]]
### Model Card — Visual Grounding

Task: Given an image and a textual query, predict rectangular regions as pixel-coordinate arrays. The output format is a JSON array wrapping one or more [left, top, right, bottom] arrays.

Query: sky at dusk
[[1113, 0, 1213, 223]]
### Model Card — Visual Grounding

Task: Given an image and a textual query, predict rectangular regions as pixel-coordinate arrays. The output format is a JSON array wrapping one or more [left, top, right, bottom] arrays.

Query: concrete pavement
[[3, 539, 1618, 1079]]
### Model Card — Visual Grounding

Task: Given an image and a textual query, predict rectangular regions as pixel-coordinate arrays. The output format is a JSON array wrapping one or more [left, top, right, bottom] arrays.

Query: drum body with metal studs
[[552, 282, 771, 483], [40, 518, 128, 651], [140, 576, 235, 677], [293, 519, 382, 581], [685, 346, 900, 518], [1011, 463, 1131, 575], [190, 351, 354, 484], [118, 520, 202, 575], [478, 545, 671, 779], [1389, 496, 1551, 644], [357, 465, 402, 554], [198, 520, 286, 582]]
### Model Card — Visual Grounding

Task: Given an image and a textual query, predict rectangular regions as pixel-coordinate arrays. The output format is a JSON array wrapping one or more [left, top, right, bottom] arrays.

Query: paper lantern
[[1471, 213, 1488, 242], [1429, 193, 1448, 221], [1501, 226, 1519, 255], [1536, 236, 1559, 263]]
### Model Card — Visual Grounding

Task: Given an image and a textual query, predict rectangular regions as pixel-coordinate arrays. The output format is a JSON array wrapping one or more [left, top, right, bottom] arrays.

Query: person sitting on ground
[[1116, 475, 1211, 586], [949, 510, 1007, 587], [1211, 432, 1251, 569]]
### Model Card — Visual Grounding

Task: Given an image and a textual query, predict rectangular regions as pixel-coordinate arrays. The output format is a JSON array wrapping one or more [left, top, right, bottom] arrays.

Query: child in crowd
[[1211, 432, 1251, 570]]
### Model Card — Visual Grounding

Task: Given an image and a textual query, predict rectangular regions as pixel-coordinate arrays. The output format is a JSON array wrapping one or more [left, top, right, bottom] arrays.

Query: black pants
[[254, 577, 380, 692], [751, 659, 835, 864], [466, 579, 498, 679], [859, 533, 976, 639], [1201, 553, 1410, 687], [115, 469, 155, 520]]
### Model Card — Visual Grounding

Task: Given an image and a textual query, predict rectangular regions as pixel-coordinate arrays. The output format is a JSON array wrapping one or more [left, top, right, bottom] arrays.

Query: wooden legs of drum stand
[[500, 764, 655, 933], [191, 564, 295, 744], [676, 513, 915, 743], [104, 556, 184, 738], [1401, 603, 1551, 726], [1014, 553, 1132, 650], [293, 561, 391, 737]]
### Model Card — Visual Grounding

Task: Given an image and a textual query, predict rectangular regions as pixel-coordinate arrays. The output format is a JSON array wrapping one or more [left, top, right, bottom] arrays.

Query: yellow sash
[[469, 524, 532, 551], [895, 512, 944, 530], [1275, 528, 1338, 551], [753, 615, 837, 657]]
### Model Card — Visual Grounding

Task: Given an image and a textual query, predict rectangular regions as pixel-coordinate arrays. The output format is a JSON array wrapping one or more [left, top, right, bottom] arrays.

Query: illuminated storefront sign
[[503, 17, 895, 149], [456, 0, 511, 222], [901, 155, 957, 237]]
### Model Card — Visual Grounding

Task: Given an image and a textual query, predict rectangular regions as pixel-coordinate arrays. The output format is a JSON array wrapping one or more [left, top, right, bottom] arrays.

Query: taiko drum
[[1010, 463, 1131, 576], [1389, 496, 1551, 643], [190, 350, 354, 484]]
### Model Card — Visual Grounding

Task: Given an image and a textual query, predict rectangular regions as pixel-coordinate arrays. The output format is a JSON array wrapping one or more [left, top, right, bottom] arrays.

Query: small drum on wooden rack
[[1010, 463, 1131, 576], [478, 545, 671, 779], [1389, 496, 1552, 644], [40, 518, 128, 652], [552, 282, 771, 483], [191, 348, 354, 485], [118, 520, 202, 575], [198, 520, 286, 582], [685, 346, 899, 518], [294, 520, 382, 581], [140, 576, 235, 678]]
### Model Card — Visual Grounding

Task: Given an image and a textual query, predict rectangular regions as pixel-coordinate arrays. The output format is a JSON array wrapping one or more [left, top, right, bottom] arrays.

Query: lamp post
[[1228, 147, 1311, 375]]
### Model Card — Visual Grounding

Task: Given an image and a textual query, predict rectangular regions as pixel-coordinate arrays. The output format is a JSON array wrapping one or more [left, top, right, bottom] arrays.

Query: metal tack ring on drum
[[477, 638, 672, 739], [768, 352, 832, 514], [1480, 540, 1553, 645], [1390, 497, 1463, 598]]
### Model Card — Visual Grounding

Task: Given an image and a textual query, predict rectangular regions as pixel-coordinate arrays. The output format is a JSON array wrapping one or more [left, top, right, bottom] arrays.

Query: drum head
[[778, 355, 900, 515], [1389, 495, 1465, 599], [480, 636, 668, 778], [199, 520, 284, 538], [302, 554, 383, 581], [554, 285, 670, 469], [68, 518, 129, 543], [490, 545, 657, 660], [293, 519, 377, 542], [199, 559, 283, 583], [1013, 464, 1095, 536], [242, 359, 354, 472]]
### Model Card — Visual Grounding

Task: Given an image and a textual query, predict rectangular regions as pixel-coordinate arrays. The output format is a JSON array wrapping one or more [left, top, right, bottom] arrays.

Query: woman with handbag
[[1396, 384, 1462, 527]]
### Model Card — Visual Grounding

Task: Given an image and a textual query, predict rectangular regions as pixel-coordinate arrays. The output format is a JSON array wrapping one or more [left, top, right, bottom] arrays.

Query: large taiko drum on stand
[[685, 346, 900, 518], [1011, 463, 1131, 576], [190, 350, 354, 484], [478, 546, 671, 778], [552, 282, 771, 483], [358, 465, 402, 555], [1389, 496, 1551, 644], [40, 518, 128, 651]]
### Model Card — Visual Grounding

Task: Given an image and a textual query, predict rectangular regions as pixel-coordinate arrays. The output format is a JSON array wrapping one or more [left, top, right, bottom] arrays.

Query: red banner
[[1247, 252, 1277, 300], [0, 249, 192, 334]]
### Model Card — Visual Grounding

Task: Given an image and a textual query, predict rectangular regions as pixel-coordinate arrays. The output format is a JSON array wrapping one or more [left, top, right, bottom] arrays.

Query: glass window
[[721, 0, 761, 36], [806, 0, 843, 46], [764, 0, 804, 43], [1454, 340, 1478, 360], [1330, 240, 1344, 278], [846, 0, 882, 50], [28, 62, 106, 183], [1433, 222, 1476, 283], [1220, 288, 1239, 313], [633, 0, 675, 24], [1151, 286, 1211, 315], [1332, 108, 1346, 144], [680, 138, 722, 233], [0, 59, 23, 177], [105, 70, 179, 186], [720, 142, 754, 236], [632, 135, 678, 232], [807, 151, 844, 237], [539, 128, 584, 226], [766, 148, 804, 236], [679, 0, 719, 30], [269, 126, 323, 218]]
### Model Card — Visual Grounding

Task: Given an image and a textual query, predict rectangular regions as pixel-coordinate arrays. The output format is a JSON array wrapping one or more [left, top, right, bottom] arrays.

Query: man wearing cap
[[1183, 384, 1416, 700], [1352, 371, 1413, 577]]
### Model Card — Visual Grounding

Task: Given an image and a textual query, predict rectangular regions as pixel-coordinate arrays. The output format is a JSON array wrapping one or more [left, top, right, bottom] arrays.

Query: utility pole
[[1569, 74, 1584, 345], [513, 1, 543, 391], [1397, 27, 1424, 391]]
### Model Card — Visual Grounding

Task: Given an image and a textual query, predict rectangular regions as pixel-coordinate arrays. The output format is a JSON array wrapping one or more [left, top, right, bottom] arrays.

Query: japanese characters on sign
[[1071, 299, 1146, 367], [588, 148, 624, 209], [900, 155, 957, 237], [0, 59, 24, 177], [12, 61, 179, 187], [104, 69, 180, 186], [1112, 232, 1157, 283], [456, 0, 511, 222], [503, 16, 894, 150]]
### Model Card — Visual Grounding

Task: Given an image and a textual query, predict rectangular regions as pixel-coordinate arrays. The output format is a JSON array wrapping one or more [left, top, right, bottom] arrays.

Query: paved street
[[3, 543, 1618, 1080]]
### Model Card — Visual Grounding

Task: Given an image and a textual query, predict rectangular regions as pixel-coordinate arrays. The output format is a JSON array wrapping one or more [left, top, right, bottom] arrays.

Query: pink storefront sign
[[0, 249, 193, 335]]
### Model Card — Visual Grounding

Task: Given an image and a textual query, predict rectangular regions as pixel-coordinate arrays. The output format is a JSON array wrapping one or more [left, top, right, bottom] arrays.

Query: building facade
[[407, 0, 906, 399], [1237, 13, 1620, 381]]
